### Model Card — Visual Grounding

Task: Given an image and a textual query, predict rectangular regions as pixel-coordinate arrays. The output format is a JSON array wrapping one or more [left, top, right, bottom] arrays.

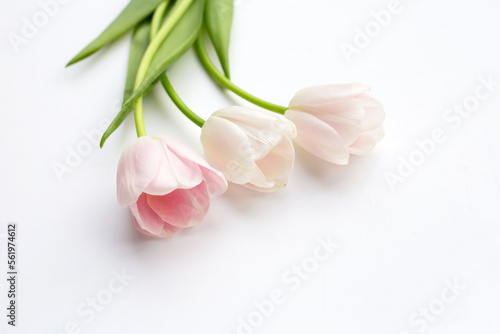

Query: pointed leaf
[[205, 0, 233, 78], [67, 0, 165, 66], [123, 0, 204, 107], [123, 21, 152, 102], [100, 19, 151, 148]]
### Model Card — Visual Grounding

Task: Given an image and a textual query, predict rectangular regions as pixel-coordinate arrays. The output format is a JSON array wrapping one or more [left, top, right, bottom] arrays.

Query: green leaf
[[123, 0, 204, 107], [123, 22, 152, 103], [66, 0, 165, 66], [205, 0, 233, 78], [100, 19, 151, 148]]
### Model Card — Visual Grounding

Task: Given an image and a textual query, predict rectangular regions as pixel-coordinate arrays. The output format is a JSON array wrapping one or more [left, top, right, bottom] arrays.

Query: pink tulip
[[200, 106, 296, 192], [117, 136, 227, 237], [285, 83, 385, 164]]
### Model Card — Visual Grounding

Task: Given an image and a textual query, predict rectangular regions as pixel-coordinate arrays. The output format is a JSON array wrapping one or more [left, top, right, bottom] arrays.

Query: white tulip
[[201, 106, 297, 192]]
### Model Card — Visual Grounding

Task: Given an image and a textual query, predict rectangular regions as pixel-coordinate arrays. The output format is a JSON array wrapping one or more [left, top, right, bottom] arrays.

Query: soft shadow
[[113, 206, 220, 269], [219, 182, 286, 214], [294, 144, 384, 189]]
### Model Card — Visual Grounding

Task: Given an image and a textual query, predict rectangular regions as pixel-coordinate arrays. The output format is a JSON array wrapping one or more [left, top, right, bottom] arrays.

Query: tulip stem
[[133, 0, 195, 137], [134, 97, 147, 137], [151, 2, 204, 128], [150, 0, 170, 41], [194, 37, 289, 115], [152, 2, 204, 128], [160, 74, 205, 128]]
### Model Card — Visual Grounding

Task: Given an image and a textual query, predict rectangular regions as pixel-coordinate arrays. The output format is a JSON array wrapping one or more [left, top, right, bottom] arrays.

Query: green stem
[[160, 74, 205, 127], [151, 1, 203, 127], [150, 0, 169, 41], [134, 96, 146, 137], [151, 1, 203, 128], [194, 37, 289, 115], [133, 0, 195, 137]]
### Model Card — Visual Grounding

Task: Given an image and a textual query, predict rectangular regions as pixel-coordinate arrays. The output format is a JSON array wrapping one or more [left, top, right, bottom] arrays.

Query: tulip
[[117, 136, 227, 237], [285, 83, 385, 164], [200, 106, 297, 192]]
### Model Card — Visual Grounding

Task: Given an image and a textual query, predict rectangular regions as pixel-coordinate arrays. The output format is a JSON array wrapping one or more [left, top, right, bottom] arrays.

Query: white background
[[1, 0, 500, 333]]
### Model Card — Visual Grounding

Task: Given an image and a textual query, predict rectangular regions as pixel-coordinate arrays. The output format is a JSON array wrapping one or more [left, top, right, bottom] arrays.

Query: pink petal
[[143, 139, 203, 196], [285, 109, 350, 165], [155, 136, 228, 196], [146, 182, 210, 228], [117, 137, 163, 207], [132, 217, 181, 238], [289, 83, 370, 110], [130, 193, 182, 237]]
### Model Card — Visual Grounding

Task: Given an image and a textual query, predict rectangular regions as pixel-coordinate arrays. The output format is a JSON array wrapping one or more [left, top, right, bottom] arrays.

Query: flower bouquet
[[66, 0, 385, 237]]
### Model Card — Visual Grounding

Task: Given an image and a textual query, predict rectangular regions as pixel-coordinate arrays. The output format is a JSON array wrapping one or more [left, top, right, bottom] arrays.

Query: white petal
[[214, 106, 297, 140], [289, 83, 371, 110], [203, 107, 297, 188], [310, 99, 365, 147], [201, 116, 258, 185], [286, 109, 350, 165], [354, 92, 386, 131], [249, 137, 295, 191], [348, 125, 385, 155]]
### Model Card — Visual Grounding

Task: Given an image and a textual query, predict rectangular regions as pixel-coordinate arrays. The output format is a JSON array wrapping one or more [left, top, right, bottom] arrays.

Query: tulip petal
[[130, 193, 183, 236], [155, 136, 228, 196], [202, 107, 297, 190], [290, 93, 367, 148], [215, 107, 296, 163], [250, 137, 295, 191], [201, 116, 258, 184], [132, 217, 181, 238], [213, 107, 282, 161], [146, 182, 209, 228], [117, 137, 164, 207], [212, 106, 296, 138], [143, 139, 203, 196], [348, 126, 385, 155], [289, 83, 370, 109], [354, 93, 385, 131], [311, 100, 365, 147], [285, 109, 349, 164], [213, 106, 297, 140]]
